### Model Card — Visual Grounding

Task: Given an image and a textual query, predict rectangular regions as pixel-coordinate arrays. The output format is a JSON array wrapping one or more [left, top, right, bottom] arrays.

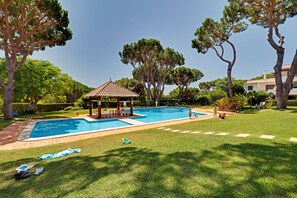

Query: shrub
[[215, 95, 244, 112], [12, 103, 30, 115], [288, 100, 297, 106], [272, 100, 297, 106], [196, 96, 210, 106], [208, 89, 227, 104], [37, 103, 74, 112]]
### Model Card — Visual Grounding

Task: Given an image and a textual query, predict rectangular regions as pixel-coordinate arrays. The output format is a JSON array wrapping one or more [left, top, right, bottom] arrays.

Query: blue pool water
[[131, 107, 207, 123], [29, 107, 207, 139], [30, 119, 131, 138]]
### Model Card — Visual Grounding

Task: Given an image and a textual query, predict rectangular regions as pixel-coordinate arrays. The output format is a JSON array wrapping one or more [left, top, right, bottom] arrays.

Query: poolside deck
[[0, 108, 225, 150]]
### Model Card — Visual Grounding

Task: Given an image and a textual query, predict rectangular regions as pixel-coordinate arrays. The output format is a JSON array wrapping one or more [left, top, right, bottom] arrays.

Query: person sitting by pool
[[194, 114, 198, 118], [188, 109, 192, 119], [218, 113, 226, 120]]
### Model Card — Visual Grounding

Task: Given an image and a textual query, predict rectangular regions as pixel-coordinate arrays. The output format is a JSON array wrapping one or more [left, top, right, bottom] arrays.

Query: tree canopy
[[228, 0, 297, 109], [120, 38, 184, 106], [192, 2, 247, 98], [0, 58, 90, 105], [0, 0, 72, 119], [169, 67, 204, 101]]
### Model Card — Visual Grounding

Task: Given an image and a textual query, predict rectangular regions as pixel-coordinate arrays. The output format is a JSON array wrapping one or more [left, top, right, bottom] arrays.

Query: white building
[[244, 65, 297, 99]]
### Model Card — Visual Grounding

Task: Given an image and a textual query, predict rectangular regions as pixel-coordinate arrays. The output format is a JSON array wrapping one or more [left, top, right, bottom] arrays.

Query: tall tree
[[120, 38, 163, 106], [229, 0, 297, 109], [0, 0, 72, 119], [115, 77, 146, 100], [153, 48, 184, 105], [169, 67, 204, 101], [13, 59, 61, 105], [192, 3, 247, 98]]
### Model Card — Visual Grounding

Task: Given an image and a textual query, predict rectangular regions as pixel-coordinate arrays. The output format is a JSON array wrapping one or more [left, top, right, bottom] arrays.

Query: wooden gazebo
[[84, 80, 139, 119]]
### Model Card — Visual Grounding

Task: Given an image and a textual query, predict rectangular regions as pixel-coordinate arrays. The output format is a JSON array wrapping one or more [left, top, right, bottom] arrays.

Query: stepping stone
[[236, 134, 250, 137], [191, 131, 201, 134], [289, 137, 297, 142], [216, 132, 229, 136], [172, 130, 180, 132], [158, 127, 165, 130], [203, 132, 214, 135], [181, 130, 191, 133], [164, 128, 172, 131], [259, 135, 275, 139]]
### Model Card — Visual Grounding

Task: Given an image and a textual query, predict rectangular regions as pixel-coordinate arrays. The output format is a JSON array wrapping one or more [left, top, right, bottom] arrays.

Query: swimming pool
[[131, 107, 207, 123], [30, 118, 131, 139], [27, 107, 208, 140]]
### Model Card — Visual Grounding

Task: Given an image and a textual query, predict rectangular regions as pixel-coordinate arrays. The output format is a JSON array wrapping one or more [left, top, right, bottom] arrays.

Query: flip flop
[[33, 167, 44, 175], [14, 171, 31, 180]]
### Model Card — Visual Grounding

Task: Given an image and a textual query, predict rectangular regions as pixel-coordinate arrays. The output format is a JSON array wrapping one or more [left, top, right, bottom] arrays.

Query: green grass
[[0, 108, 297, 197]]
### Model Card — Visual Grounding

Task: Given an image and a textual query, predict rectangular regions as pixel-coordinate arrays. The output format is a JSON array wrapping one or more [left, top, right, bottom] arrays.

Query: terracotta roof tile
[[85, 80, 139, 98]]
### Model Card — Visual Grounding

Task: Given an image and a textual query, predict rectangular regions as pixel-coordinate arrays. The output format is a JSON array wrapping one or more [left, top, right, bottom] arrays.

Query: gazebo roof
[[85, 80, 139, 98]]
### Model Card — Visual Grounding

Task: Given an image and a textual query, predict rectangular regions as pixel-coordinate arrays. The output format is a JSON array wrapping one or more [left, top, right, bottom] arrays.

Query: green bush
[[215, 95, 244, 112], [272, 100, 297, 106], [196, 96, 210, 106], [37, 103, 74, 112], [12, 103, 74, 114], [12, 103, 31, 115], [208, 89, 227, 104], [288, 100, 297, 106]]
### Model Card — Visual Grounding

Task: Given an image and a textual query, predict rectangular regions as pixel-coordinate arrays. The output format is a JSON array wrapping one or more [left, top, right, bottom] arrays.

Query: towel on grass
[[39, 148, 81, 160]]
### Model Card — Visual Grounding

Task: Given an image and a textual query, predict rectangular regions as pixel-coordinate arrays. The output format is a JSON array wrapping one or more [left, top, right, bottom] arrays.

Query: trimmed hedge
[[272, 100, 297, 106], [37, 103, 74, 112], [12, 103, 74, 115]]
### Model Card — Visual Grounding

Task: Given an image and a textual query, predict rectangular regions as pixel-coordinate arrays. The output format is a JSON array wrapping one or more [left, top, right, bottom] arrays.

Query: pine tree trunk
[[276, 93, 288, 109], [3, 70, 14, 119], [274, 49, 286, 109], [227, 65, 234, 98]]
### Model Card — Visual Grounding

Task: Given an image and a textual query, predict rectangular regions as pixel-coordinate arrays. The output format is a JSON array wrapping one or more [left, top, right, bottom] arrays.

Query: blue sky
[[31, 0, 297, 92]]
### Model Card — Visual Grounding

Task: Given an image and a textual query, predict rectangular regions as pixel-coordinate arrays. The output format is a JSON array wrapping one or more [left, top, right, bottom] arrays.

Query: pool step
[[119, 118, 145, 125]]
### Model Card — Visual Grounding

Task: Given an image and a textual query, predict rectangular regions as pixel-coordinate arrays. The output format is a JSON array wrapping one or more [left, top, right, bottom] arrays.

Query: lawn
[[0, 108, 296, 197]]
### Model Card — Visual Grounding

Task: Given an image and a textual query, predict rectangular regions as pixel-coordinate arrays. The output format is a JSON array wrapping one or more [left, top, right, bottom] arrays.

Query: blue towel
[[39, 148, 81, 160]]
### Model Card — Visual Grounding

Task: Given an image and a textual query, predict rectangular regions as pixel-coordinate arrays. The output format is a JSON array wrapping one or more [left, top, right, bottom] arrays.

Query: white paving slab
[[203, 132, 215, 135], [191, 131, 201, 134], [259, 135, 275, 139], [289, 137, 297, 142], [120, 118, 145, 125], [164, 128, 173, 131], [216, 132, 229, 136], [181, 130, 191, 133], [172, 130, 180, 132], [236, 134, 250, 137]]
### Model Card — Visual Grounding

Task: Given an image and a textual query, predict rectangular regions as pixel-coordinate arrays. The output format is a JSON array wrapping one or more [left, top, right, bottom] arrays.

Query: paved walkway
[[0, 113, 213, 150]]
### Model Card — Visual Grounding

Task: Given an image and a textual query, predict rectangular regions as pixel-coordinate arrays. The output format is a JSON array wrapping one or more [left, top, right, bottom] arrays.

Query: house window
[[293, 84, 297, 89], [266, 85, 275, 91], [247, 86, 253, 91]]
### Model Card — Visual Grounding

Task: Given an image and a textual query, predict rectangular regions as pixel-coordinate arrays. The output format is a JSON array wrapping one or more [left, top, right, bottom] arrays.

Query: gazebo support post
[[97, 96, 101, 119], [117, 97, 120, 110], [89, 97, 92, 116], [130, 97, 133, 116]]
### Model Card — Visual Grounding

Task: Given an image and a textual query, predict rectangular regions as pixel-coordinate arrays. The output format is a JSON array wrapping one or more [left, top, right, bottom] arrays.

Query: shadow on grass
[[240, 108, 259, 114], [0, 144, 297, 197], [287, 108, 297, 113]]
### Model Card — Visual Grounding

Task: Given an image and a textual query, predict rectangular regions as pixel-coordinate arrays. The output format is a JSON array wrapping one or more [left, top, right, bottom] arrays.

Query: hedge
[[271, 100, 297, 106], [12, 103, 74, 115], [37, 103, 74, 112]]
